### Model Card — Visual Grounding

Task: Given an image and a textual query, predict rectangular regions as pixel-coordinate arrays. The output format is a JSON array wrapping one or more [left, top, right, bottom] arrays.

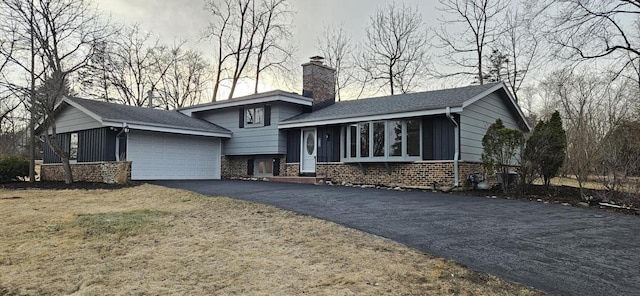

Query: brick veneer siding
[[285, 163, 300, 177], [40, 161, 131, 184], [285, 161, 484, 188], [302, 61, 336, 110], [221, 155, 286, 179]]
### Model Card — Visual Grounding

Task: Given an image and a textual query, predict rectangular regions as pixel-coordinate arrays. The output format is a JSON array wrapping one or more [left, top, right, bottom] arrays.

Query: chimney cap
[[309, 56, 325, 64]]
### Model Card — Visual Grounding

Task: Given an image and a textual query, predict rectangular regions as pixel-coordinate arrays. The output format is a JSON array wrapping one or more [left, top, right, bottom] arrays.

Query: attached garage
[[40, 97, 232, 183], [128, 130, 222, 180]]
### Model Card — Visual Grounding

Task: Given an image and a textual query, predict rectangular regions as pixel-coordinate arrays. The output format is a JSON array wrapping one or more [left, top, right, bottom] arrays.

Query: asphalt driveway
[[155, 180, 640, 296]]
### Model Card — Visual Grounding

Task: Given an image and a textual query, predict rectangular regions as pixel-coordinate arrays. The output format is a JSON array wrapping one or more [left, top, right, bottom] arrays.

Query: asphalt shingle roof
[[282, 82, 501, 123], [66, 97, 231, 134]]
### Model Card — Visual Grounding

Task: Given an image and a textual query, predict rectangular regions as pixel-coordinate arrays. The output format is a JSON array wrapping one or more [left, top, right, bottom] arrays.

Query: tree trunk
[[45, 121, 74, 184], [61, 157, 73, 184], [501, 166, 508, 193]]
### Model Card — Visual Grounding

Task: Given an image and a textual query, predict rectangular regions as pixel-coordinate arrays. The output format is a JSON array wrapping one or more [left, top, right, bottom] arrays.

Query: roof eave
[[102, 120, 232, 138], [36, 96, 104, 134], [179, 91, 313, 115], [278, 107, 463, 129], [462, 82, 531, 132]]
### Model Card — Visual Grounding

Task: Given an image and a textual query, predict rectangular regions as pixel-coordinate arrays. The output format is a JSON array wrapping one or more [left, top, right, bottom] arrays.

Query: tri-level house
[[41, 57, 530, 187]]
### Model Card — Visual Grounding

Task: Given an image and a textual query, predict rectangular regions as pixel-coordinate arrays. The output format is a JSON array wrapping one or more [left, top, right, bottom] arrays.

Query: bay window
[[343, 119, 421, 161]]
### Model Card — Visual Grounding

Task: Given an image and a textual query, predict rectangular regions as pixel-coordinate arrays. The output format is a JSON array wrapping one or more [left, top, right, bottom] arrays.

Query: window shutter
[[264, 105, 271, 126], [247, 158, 254, 175], [239, 108, 245, 128], [273, 158, 280, 176]]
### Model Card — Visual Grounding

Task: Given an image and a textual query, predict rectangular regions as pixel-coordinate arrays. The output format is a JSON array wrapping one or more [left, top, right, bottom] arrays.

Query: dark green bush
[[0, 156, 29, 182]]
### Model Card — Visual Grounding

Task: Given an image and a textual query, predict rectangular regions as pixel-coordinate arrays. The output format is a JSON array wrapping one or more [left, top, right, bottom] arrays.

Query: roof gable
[[178, 90, 313, 115], [278, 82, 530, 131], [51, 97, 232, 137], [279, 83, 523, 125]]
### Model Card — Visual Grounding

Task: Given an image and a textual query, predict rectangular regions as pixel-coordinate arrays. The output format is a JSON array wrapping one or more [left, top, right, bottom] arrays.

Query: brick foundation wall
[[285, 163, 300, 176], [285, 161, 485, 188], [40, 161, 131, 184], [221, 155, 252, 179], [221, 155, 286, 179]]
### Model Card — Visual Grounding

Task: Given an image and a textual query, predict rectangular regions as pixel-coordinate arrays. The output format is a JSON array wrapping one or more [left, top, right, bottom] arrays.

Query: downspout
[[446, 107, 460, 187], [115, 122, 129, 161]]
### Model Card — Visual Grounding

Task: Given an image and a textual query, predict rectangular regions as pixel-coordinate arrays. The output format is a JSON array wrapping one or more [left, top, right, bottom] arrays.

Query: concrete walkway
[[155, 180, 640, 296]]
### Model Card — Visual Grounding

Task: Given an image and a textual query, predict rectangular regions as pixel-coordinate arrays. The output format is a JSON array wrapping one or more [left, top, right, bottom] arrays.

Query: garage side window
[[69, 132, 78, 160]]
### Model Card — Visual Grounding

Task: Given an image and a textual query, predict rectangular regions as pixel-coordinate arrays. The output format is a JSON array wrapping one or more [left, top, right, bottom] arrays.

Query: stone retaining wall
[[284, 161, 484, 188], [41, 161, 131, 184]]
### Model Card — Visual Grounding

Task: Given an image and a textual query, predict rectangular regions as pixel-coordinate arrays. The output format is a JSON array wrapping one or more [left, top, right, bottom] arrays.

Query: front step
[[268, 176, 330, 184]]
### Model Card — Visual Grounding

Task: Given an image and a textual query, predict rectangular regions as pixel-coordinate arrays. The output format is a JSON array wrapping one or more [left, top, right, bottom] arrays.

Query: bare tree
[[491, 8, 544, 102], [158, 48, 210, 109], [358, 2, 430, 95], [0, 34, 21, 133], [0, 0, 113, 184], [204, 0, 294, 101], [226, 0, 260, 100], [78, 40, 116, 102], [204, 0, 235, 102], [541, 0, 639, 61], [107, 25, 174, 107], [542, 69, 634, 197], [253, 0, 293, 94], [435, 0, 509, 85], [317, 24, 356, 101]]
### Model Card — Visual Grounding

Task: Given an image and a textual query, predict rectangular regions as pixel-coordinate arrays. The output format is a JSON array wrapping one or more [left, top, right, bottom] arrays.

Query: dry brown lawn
[[0, 184, 542, 295]]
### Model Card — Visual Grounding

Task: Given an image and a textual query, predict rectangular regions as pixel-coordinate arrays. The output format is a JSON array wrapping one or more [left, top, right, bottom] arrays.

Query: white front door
[[301, 129, 316, 173]]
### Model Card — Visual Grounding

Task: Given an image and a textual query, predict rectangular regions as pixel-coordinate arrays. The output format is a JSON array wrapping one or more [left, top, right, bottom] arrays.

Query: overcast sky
[[99, 0, 442, 65]]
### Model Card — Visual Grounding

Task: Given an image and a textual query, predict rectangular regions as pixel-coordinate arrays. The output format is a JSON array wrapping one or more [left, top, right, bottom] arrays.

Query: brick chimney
[[302, 56, 336, 111]]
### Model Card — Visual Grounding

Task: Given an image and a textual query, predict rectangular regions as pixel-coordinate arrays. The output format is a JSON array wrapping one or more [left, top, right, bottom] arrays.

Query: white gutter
[[446, 107, 460, 187], [115, 122, 129, 161]]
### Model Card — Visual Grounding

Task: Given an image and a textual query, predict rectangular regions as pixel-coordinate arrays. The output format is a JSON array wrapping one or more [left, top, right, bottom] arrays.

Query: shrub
[[0, 156, 29, 182], [481, 119, 524, 192], [521, 111, 567, 190]]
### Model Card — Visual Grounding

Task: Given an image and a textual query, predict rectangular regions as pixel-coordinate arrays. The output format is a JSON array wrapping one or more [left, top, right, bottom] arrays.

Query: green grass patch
[[62, 210, 169, 239]]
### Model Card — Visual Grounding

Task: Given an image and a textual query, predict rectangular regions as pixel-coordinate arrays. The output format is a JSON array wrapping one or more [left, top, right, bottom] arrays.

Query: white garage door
[[127, 130, 221, 180]]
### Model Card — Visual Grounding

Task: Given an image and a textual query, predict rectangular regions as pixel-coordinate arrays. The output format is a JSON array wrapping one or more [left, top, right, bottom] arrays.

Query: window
[[255, 159, 273, 176], [343, 119, 421, 162], [360, 122, 370, 157], [69, 133, 78, 160], [349, 125, 357, 158], [389, 120, 403, 157], [373, 122, 385, 157], [246, 107, 264, 126], [407, 119, 420, 156]]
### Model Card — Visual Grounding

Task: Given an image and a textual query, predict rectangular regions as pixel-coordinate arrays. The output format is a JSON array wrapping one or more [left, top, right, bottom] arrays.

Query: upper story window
[[246, 107, 264, 126], [69, 132, 78, 160], [343, 119, 421, 162]]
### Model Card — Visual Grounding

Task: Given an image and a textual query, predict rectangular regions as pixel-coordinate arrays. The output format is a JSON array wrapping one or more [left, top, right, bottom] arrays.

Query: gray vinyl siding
[[196, 102, 305, 155], [460, 92, 521, 162], [52, 104, 102, 134], [77, 128, 119, 162], [422, 115, 456, 160], [43, 133, 70, 163], [317, 126, 341, 162], [43, 127, 120, 163], [286, 129, 301, 163], [276, 103, 306, 154]]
